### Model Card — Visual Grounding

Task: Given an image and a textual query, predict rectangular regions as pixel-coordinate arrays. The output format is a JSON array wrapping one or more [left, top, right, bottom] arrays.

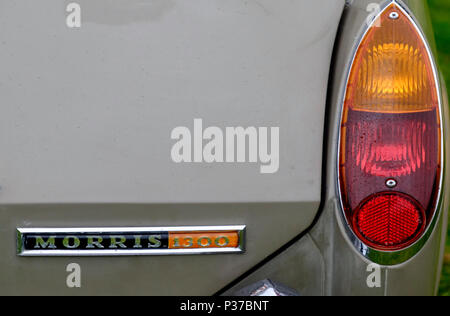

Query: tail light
[[338, 3, 442, 252]]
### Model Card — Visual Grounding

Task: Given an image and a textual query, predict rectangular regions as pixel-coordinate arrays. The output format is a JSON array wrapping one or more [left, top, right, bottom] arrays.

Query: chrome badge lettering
[[17, 226, 245, 256]]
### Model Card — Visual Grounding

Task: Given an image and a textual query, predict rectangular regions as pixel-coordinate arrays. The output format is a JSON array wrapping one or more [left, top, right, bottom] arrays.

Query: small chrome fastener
[[389, 12, 399, 20], [386, 179, 398, 188]]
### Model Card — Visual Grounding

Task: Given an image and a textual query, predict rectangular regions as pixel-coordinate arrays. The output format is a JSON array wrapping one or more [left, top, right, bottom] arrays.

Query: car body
[[0, 0, 447, 295]]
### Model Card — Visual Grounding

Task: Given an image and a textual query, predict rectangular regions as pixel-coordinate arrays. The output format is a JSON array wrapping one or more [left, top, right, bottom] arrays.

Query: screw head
[[389, 11, 399, 20], [386, 179, 398, 188]]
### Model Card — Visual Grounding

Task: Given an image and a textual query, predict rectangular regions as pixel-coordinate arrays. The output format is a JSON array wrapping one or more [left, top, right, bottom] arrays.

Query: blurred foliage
[[428, 0, 450, 297], [429, 0, 450, 87]]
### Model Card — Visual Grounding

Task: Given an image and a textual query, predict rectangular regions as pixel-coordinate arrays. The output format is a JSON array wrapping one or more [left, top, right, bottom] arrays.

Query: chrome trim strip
[[17, 225, 246, 257], [335, 0, 445, 266], [17, 248, 244, 257]]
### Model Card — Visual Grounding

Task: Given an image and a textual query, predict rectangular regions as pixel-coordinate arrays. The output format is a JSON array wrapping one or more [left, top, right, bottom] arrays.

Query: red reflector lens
[[353, 192, 426, 250]]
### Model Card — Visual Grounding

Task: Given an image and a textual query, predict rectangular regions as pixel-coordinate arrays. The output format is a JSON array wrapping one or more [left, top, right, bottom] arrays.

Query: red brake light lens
[[339, 4, 441, 251]]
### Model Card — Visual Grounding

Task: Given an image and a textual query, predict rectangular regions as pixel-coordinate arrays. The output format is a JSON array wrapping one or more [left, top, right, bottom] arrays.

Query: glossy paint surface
[[0, 0, 344, 294]]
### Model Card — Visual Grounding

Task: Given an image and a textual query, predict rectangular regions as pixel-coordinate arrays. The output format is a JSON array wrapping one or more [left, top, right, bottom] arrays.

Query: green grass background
[[428, 0, 450, 297]]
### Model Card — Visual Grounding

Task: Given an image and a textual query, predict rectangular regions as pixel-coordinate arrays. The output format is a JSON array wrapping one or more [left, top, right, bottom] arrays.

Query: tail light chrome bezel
[[336, 0, 445, 265]]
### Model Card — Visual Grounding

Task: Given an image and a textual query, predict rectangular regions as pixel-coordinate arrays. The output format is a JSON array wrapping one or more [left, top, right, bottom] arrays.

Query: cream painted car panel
[[0, 0, 343, 204], [0, 0, 345, 295]]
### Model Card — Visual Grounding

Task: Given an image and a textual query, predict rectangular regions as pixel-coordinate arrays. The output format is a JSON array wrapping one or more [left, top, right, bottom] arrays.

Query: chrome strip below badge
[[17, 226, 246, 257]]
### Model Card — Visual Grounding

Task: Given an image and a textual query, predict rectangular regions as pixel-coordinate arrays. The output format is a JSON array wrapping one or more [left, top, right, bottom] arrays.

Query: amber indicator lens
[[169, 231, 240, 249], [345, 6, 438, 113], [339, 4, 441, 250]]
